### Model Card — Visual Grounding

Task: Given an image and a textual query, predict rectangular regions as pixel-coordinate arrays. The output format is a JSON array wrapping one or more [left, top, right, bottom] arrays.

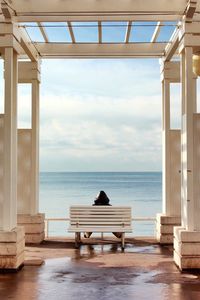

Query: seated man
[[84, 191, 122, 239]]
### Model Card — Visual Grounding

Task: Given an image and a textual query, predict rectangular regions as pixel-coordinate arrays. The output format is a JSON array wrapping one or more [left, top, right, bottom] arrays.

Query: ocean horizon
[[39, 171, 162, 236]]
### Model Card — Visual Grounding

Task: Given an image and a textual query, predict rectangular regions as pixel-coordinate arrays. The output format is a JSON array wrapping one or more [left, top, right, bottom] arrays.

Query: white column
[[173, 47, 200, 270], [17, 62, 44, 244], [157, 62, 181, 244], [181, 47, 195, 230], [3, 48, 18, 231], [31, 79, 39, 215], [162, 79, 170, 215]]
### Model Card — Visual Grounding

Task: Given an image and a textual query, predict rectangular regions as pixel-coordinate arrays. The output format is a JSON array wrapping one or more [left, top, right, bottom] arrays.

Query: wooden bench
[[68, 205, 132, 249]]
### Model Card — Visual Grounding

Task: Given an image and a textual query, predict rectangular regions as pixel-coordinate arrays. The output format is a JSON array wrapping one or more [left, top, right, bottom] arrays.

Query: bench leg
[[78, 232, 81, 243], [75, 232, 80, 248], [121, 233, 125, 250]]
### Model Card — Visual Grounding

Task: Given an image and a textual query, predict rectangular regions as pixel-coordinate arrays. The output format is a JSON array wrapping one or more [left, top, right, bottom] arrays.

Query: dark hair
[[94, 190, 110, 205]]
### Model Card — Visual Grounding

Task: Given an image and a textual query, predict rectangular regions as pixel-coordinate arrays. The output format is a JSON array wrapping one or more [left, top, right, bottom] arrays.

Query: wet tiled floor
[[0, 237, 200, 300]]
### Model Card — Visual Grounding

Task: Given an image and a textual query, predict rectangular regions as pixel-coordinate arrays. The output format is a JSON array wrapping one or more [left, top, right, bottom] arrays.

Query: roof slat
[[151, 21, 162, 43], [98, 21, 102, 43], [67, 21, 76, 43], [125, 21, 132, 43], [37, 22, 49, 43]]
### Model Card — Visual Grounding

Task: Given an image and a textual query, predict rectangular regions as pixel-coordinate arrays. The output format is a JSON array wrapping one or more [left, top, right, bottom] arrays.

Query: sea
[[39, 172, 162, 237]]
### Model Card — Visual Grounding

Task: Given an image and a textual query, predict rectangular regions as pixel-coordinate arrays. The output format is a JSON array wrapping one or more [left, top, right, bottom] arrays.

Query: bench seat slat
[[69, 227, 132, 233]]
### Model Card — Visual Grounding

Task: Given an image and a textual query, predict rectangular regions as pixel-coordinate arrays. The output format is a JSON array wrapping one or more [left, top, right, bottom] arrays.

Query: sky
[[0, 22, 184, 172], [16, 58, 181, 172]]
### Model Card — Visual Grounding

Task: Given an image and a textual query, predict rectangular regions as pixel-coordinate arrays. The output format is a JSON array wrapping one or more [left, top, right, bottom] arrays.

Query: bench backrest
[[69, 205, 132, 228]]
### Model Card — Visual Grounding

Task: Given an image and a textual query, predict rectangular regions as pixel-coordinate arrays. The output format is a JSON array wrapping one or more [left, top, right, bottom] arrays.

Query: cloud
[[39, 92, 162, 171], [0, 58, 163, 171]]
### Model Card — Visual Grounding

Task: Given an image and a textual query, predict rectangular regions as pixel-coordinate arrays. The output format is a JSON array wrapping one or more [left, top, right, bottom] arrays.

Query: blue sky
[[0, 22, 184, 172]]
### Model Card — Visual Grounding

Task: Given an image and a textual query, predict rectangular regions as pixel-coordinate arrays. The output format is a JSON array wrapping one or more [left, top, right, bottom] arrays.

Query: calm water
[[39, 172, 162, 236]]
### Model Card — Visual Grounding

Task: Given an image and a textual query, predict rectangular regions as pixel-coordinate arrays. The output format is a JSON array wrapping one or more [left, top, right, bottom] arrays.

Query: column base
[[17, 213, 45, 244], [174, 227, 200, 270], [156, 213, 181, 244], [0, 226, 25, 271]]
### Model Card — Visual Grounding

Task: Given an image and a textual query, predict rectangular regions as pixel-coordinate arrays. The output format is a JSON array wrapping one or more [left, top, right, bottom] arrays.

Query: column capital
[[160, 61, 180, 83], [18, 61, 41, 83]]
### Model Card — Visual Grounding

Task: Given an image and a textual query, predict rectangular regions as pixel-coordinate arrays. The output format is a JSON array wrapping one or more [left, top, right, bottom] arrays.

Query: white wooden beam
[[31, 78, 40, 215], [1, 2, 13, 19], [163, 27, 180, 61], [18, 61, 41, 83], [34, 42, 167, 58], [67, 21, 76, 43], [125, 21, 132, 43], [184, 0, 197, 20], [151, 22, 162, 43], [37, 22, 49, 43], [98, 21, 102, 44], [14, 15, 182, 23], [17, 27, 40, 61], [3, 48, 18, 230], [10, 0, 188, 18]]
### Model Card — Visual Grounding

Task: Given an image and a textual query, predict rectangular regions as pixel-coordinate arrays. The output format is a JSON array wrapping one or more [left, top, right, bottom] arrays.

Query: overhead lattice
[[0, 0, 199, 58]]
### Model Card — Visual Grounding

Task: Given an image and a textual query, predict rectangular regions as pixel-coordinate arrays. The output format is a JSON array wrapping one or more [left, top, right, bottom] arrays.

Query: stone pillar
[[173, 47, 200, 270], [17, 61, 45, 244], [156, 62, 181, 244], [0, 48, 25, 270]]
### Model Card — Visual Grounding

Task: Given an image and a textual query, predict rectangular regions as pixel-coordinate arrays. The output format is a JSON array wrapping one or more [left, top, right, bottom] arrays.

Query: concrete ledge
[[174, 250, 200, 270], [157, 234, 173, 244], [174, 226, 200, 242], [157, 213, 181, 225], [0, 226, 25, 243], [156, 213, 181, 244], [174, 238, 200, 256], [17, 213, 45, 244], [0, 227, 25, 270], [17, 213, 45, 224], [25, 232, 45, 244], [174, 228, 200, 270], [20, 223, 45, 234]]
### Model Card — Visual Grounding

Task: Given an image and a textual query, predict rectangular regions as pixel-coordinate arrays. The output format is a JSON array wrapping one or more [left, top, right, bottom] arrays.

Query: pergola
[[0, 0, 200, 271]]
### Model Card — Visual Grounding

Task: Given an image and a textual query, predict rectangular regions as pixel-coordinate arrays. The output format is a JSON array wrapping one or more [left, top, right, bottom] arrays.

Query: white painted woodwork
[[151, 22, 162, 43], [181, 47, 196, 231], [17, 64, 40, 216], [185, 0, 197, 20], [162, 79, 170, 215], [9, 0, 189, 23], [18, 61, 41, 83], [37, 22, 49, 43], [31, 79, 39, 215], [161, 62, 181, 217], [125, 21, 132, 44], [17, 129, 32, 214], [1, 2, 13, 19], [34, 42, 167, 58], [160, 61, 180, 82], [98, 21, 102, 44], [3, 48, 18, 231], [67, 22, 75, 44], [15, 15, 181, 23], [0, 24, 39, 61], [163, 28, 179, 62], [169, 130, 181, 215]]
